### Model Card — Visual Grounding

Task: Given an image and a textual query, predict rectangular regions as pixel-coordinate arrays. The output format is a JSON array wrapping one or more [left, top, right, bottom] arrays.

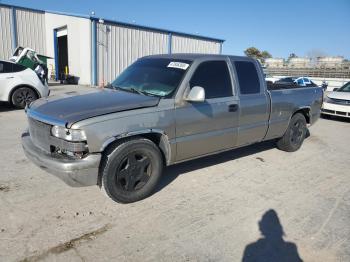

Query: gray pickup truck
[[22, 54, 323, 203]]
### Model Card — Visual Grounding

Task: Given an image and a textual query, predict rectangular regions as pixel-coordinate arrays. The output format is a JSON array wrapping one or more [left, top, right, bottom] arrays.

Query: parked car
[[0, 60, 49, 108], [265, 74, 280, 84], [21, 54, 323, 203], [267, 76, 319, 90], [276, 77, 317, 87], [322, 81, 350, 118]]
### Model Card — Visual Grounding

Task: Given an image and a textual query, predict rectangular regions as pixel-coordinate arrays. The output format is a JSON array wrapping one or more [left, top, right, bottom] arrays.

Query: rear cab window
[[233, 60, 261, 94], [189, 60, 233, 99]]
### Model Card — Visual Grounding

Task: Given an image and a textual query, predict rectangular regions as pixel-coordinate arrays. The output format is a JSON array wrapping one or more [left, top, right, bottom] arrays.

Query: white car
[[322, 81, 350, 118], [0, 60, 49, 108], [265, 74, 280, 83]]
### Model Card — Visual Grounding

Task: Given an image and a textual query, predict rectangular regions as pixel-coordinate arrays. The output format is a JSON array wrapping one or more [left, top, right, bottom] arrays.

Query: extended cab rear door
[[229, 58, 270, 146], [175, 57, 239, 161]]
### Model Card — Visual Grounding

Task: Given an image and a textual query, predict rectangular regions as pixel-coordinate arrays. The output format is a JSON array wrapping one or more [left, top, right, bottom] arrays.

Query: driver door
[[175, 59, 239, 161]]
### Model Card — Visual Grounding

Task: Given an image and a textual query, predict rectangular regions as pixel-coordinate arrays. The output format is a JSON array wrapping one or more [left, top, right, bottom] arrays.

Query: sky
[[1, 0, 349, 59]]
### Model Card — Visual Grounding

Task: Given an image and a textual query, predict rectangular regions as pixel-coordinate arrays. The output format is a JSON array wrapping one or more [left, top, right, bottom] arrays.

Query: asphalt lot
[[0, 85, 349, 262]]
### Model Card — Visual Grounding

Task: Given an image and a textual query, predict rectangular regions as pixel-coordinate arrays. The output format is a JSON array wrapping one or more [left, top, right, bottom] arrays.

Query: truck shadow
[[241, 209, 303, 262], [156, 140, 276, 193]]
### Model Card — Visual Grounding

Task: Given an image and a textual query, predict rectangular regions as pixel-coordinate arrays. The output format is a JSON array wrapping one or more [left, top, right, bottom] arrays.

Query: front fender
[[100, 129, 172, 165]]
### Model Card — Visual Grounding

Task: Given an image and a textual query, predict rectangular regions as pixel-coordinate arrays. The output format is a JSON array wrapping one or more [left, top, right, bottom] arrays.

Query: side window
[[234, 61, 260, 94], [189, 61, 233, 99], [12, 63, 26, 72], [297, 79, 304, 86], [303, 77, 310, 84], [0, 61, 13, 73]]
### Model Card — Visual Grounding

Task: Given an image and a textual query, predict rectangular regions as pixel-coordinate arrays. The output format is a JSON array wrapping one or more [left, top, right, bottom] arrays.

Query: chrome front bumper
[[21, 132, 101, 187]]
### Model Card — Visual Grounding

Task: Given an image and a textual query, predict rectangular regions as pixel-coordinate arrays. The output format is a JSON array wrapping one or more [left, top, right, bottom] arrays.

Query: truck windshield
[[111, 58, 191, 97]]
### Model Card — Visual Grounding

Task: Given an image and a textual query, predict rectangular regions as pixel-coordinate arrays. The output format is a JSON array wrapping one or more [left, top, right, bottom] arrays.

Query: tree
[[261, 51, 272, 60], [244, 47, 261, 59], [244, 47, 272, 63]]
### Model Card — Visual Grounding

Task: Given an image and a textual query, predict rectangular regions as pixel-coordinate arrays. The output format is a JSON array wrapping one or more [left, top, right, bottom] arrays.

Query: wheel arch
[[8, 84, 41, 104], [292, 107, 310, 124], [97, 130, 171, 188], [100, 129, 172, 166]]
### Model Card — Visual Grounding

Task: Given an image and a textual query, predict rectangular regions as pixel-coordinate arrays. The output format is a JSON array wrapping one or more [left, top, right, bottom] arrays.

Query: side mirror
[[186, 86, 205, 102]]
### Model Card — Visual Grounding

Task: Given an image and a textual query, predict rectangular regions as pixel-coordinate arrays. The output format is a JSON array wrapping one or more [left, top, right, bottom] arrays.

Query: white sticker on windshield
[[167, 62, 189, 70]]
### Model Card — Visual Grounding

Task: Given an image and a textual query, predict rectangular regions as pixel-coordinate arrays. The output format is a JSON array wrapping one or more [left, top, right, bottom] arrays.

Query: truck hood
[[327, 91, 350, 100], [28, 88, 160, 127]]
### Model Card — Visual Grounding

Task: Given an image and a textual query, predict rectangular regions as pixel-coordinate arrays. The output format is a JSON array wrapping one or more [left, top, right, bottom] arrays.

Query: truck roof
[[144, 53, 256, 62]]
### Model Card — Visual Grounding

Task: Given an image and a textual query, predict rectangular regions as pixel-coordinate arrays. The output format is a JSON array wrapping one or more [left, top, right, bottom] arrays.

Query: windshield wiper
[[129, 87, 146, 96], [109, 84, 158, 97], [105, 83, 123, 91], [127, 87, 158, 97], [109, 84, 137, 94], [104, 83, 113, 89]]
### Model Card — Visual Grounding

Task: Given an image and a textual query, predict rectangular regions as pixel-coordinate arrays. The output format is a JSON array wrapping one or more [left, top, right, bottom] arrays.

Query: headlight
[[51, 126, 87, 141]]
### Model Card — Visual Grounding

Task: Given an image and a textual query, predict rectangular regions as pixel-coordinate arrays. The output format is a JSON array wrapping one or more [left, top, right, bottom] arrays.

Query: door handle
[[6, 76, 14, 79], [228, 104, 238, 112]]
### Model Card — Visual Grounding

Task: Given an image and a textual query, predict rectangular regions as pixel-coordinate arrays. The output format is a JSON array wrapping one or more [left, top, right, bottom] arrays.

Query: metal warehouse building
[[0, 4, 224, 85]]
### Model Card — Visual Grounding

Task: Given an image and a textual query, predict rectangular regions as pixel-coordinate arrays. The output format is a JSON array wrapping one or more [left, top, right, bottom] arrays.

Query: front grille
[[28, 117, 88, 154], [28, 117, 52, 152], [336, 111, 347, 116], [322, 109, 335, 114], [322, 109, 349, 117], [50, 136, 87, 152]]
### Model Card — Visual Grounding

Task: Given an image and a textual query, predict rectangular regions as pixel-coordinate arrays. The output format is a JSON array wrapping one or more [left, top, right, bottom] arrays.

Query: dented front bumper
[[21, 131, 101, 187]]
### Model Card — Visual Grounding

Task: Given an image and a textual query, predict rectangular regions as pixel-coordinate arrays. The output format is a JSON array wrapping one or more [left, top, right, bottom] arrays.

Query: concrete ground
[[0, 85, 349, 262]]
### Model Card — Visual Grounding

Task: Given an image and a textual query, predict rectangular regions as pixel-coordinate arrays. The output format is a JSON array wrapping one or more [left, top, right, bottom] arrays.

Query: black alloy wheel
[[101, 138, 163, 203], [116, 151, 152, 192], [277, 113, 307, 152]]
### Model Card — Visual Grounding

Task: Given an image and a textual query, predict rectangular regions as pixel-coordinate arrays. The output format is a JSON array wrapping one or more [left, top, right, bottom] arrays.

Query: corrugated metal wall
[[97, 23, 169, 84], [0, 6, 13, 60], [172, 34, 221, 54], [16, 8, 46, 54]]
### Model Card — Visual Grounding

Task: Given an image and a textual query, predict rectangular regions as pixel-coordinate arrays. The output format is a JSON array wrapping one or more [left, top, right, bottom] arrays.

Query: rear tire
[[277, 113, 307, 152], [11, 87, 38, 109], [101, 138, 163, 203]]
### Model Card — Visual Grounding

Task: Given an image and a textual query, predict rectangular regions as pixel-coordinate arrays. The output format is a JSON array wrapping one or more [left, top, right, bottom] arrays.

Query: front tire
[[11, 87, 38, 109], [101, 138, 163, 203], [277, 113, 307, 152]]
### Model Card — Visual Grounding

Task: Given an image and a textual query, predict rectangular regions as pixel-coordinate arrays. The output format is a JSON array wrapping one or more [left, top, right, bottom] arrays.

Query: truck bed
[[264, 86, 323, 140]]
